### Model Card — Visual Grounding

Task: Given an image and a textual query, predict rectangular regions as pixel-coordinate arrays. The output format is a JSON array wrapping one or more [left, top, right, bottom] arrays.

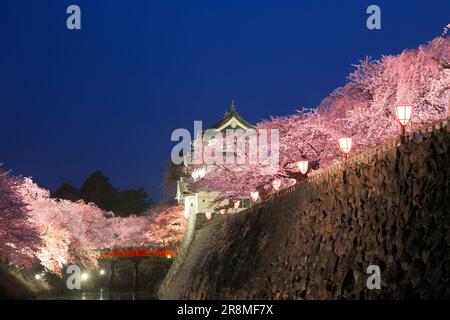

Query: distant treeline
[[51, 171, 152, 217]]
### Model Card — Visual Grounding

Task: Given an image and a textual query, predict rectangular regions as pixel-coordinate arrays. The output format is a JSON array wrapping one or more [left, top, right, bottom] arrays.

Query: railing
[[99, 247, 179, 260], [233, 116, 450, 216]]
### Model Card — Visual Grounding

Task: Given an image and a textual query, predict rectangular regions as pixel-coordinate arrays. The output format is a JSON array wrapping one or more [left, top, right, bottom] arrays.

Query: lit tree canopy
[[1, 172, 185, 276], [0, 169, 41, 268], [192, 36, 450, 200]]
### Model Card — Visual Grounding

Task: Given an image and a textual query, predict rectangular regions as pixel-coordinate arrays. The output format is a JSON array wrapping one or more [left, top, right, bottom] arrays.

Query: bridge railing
[[98, 247, 179, 260]]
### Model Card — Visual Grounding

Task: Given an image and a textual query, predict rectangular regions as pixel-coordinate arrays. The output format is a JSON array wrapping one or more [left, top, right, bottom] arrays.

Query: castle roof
[[208, 101, 255, 131]]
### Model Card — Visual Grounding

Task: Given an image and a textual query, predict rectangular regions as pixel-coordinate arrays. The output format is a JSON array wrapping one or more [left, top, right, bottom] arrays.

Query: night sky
[[0, 0, 448, 201]]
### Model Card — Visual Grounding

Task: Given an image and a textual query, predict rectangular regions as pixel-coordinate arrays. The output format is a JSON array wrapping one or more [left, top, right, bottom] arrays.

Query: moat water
[[46, 289, 157, 300]]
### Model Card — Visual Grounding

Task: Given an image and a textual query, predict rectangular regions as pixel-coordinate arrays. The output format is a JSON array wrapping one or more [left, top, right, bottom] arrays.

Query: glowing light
[[166, 254, 172, 259], [338, 137, 352, 159], [250, 191, 259, 201], [296, 160, 309, 175], [272, 179, 281, 191], [220, 208, 226, 214], [234, 200, 241, 209], [205, 212, 212, 220], [35, 274, 41, 280], [81, 273, 89, 281], [99, 269, 105, 275], [395, 105, 412, 126], [191, 167, 206, 180]]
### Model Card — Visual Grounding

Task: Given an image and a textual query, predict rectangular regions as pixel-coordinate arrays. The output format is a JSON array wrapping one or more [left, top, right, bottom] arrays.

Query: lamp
[[395, 105, 412, 136], [338, 137, 352, 160], [297, 160, 309, 175], [272, 179, 281, 191], [250, 191, 259, 202]]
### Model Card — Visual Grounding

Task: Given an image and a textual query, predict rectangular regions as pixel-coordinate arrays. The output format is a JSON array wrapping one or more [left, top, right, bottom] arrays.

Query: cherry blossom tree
[[16, 178, 186, 275], [191, 36, 450, 200], [0, 169, 41, 268], [144, 205, 186, 246], [20, 178, 102, 274]]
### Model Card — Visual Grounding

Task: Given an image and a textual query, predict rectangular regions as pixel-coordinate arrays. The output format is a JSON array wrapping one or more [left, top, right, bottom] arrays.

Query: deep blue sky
[[0, 0, 448, 201]]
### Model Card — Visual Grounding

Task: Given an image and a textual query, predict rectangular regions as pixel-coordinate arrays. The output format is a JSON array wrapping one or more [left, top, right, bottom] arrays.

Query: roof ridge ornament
[[211, 100, 255, 130]]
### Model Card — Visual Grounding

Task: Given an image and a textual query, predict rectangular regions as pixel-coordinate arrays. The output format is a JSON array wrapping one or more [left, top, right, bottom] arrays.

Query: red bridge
[[99, 247, 179, 260]]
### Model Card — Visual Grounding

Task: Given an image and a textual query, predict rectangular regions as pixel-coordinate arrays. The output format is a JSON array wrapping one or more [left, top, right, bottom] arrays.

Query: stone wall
[[159, 119, 450, 300]]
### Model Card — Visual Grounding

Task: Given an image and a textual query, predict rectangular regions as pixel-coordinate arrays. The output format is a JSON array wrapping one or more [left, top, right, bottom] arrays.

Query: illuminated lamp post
[[338, 137, 352, 160], [80, 272, 89, 292], [395, 105, 412, 138], [81, 272, 89, 281], [272, 179, 281, 191], [296, 160, 309, 175], [250, 191, 259, 208], [250, 191, 259, 202]]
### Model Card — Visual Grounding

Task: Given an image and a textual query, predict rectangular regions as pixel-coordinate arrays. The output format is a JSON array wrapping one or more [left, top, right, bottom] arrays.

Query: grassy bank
[[0, 262, 58, 299]]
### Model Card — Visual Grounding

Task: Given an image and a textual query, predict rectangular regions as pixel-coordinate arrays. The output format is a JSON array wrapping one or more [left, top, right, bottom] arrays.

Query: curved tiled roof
[[208, 101, 255, 130]]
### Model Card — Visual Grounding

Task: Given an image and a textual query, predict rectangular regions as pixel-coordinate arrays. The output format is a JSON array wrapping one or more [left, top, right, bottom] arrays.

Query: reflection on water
[[48, 288, 157, 300]]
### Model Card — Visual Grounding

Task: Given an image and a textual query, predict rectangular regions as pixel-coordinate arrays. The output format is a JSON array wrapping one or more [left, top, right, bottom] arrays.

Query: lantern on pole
[[395, 105, 412, 136], [296, 160, 309, 175], [250, 191, 259, 202], [272, 179, 281, 191], [338, 137, 352, 160]]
